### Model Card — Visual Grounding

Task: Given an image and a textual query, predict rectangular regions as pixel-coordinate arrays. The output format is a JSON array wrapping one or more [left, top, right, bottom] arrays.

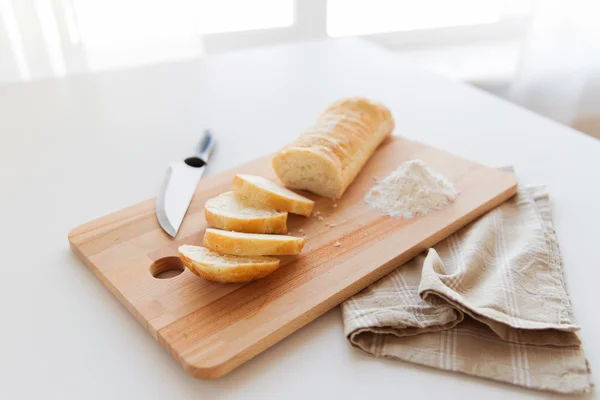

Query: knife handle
[[184, 131, 216, 168], [197, 130, 216, 163]]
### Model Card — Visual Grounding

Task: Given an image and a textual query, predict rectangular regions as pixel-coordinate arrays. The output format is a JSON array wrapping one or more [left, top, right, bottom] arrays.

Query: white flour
[[364, 160, 457, 219]]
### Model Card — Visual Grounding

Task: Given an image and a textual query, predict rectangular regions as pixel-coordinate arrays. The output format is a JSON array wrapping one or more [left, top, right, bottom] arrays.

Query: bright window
[[327, 0, 533, 37], [72, 0, 295, 45], [195, 0, 294, 34]]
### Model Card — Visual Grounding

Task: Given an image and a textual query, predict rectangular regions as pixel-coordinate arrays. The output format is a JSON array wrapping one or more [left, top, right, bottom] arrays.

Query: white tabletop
[[1, 38, 598, 399]]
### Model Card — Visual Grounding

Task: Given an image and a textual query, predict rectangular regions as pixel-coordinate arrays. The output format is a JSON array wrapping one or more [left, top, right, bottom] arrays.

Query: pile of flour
[[364, 160, 457, 219]]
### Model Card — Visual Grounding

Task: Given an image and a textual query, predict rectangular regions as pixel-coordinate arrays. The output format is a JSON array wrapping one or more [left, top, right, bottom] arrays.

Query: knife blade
[[156, 131, 216, 237]]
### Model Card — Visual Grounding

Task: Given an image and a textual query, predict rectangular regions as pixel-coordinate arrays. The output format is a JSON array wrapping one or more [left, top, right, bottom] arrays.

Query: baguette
[[178, 245, 280, 283], [272, 97, 394, 199], [232, 174, 314, 217], [203, 228, 305, 256], [204, 191, 287, 234]]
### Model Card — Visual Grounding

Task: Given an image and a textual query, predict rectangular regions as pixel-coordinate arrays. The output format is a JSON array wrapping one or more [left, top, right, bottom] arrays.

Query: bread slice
[[178, 245, 280, 283], [232, 174, 314, 217], [272, 97, 394, 199], [203, 228, 305, 256], [204, 191, 288, 234]]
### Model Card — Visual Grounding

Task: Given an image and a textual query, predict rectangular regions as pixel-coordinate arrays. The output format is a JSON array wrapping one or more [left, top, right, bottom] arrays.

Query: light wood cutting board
[[68, 137, 517, 379]]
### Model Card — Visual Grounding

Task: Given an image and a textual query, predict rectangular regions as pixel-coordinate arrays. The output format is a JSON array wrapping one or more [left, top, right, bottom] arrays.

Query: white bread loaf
[[178, 245, 280, 283], [204, 191, 288, 234], [272, 97, 394, 199], [232, 174, 314, 217], [203, 228, 305, 256]]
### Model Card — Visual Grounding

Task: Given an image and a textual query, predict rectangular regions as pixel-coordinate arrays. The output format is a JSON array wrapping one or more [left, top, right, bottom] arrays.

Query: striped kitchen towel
[[341, 184, 593, 394]]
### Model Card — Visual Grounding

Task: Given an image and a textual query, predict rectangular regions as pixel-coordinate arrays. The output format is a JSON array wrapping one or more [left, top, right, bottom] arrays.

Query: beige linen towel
[[342, 184, 593, 394]]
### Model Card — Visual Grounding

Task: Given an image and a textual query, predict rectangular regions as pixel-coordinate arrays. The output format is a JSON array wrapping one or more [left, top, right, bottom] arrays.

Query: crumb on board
[[327, 223, 337, 228], [317, 216, 324, 221], [333, 241, 341, 247], [298, 228, 304, 233], [332, 203, 338, 208], [313, 211, 321, 217]]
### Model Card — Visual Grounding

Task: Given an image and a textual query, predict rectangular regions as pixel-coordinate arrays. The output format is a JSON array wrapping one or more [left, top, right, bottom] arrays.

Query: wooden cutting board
[[68, 136, 517, 379]]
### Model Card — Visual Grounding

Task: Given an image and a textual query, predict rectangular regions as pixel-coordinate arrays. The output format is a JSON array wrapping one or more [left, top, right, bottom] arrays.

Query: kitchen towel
[[341, 183, 593, 394]]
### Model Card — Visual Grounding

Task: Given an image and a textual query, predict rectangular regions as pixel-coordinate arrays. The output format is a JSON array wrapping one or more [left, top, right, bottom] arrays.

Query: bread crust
[[232, 174, 314, 217], [204, 191, 288, 234], [203, 228, 305, 256], [178, 245, 280, 283]]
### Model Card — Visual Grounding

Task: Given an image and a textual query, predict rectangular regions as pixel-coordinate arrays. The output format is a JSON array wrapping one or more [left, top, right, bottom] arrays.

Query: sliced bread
[[204, 191, 288, 234], [203, 228, 305, 256], [272, 97, 394, 199], [232, 174, 314, 217], [178, 245, 280, 283]]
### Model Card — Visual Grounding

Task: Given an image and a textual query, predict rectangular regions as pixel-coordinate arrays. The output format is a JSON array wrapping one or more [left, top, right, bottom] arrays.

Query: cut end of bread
[[204, 191, 287, 234], [232, 174, 314, 216], [203, 228, 305, 256], [272, 147, 343, 199], [178, 245, 280, 283]]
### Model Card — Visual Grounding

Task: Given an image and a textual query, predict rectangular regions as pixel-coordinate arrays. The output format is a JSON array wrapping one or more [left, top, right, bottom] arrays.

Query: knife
[[156, 130, 216, 237]]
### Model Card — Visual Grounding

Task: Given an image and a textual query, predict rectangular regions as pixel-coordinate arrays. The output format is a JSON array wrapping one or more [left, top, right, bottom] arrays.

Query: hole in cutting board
[[150, 256, 185, 279]]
